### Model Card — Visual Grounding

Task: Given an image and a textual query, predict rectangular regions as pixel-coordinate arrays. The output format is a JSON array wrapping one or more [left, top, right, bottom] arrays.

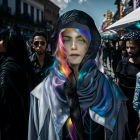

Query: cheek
[[135, 48, 140, 53], [126, 49, 129, 53], [82, 45, 88, 56], [43, 45, 47, 50]]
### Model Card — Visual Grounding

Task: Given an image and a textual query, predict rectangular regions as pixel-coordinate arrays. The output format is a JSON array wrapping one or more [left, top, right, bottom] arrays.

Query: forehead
[[34, 36, 46, 41], [62, 28, 81, 37], [126, 40, 136, 46]]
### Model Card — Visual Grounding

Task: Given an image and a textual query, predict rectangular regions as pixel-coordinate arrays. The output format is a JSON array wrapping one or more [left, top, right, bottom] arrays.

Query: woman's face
[[0, 39, 5, 53], [62, 28, 89, 66]]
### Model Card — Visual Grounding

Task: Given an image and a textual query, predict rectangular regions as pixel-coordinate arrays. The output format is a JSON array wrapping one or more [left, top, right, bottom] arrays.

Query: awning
[[106, 7, 140, 30]]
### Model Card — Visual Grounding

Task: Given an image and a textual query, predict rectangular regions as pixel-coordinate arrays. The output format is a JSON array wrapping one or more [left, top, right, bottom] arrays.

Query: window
[[3, 0, 8, 11], [41, 11, 43, 21], [31, 6, 34, 21], [16, 0, 21, 16], [37, 9, 39, 21], [24, 3, 28, 14]]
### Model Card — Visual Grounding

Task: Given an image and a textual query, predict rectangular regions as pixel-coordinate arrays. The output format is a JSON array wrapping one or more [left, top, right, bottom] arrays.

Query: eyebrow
[[62, 35, 82, 38]]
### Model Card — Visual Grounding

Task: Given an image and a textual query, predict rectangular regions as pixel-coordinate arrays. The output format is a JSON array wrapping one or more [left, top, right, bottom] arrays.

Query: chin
[[69, 61, 81, 66], [37, 51, 45, 55], [68, 58, 82, 65]]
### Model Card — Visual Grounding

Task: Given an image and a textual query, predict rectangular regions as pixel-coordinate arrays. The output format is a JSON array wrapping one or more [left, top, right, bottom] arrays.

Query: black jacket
[[0, 53, 39, 140], [29, 52, 54, 82]]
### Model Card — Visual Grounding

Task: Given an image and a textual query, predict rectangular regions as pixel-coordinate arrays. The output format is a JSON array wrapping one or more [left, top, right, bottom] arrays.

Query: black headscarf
[[51, 9, 101, 140], [0, 29, 39, 140], [52, 9, 101, 71], [0, 29, 32, 67]]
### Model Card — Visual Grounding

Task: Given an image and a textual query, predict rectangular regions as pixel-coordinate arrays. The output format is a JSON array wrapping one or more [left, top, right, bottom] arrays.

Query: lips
[[70, 54, 80, 57]]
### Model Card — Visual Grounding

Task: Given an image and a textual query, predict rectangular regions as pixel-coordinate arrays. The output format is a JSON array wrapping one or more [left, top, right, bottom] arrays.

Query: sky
[[50, 0, 117, 28]]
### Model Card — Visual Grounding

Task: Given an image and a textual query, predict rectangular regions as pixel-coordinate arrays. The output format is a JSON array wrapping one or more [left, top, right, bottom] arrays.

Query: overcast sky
[[50, 0, 117, 27]]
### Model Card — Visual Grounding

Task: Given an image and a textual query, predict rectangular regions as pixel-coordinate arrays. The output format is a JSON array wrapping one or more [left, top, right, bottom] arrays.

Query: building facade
[[0, 0, 46, 33], [44, 0, 60, 42], [44, 0, 60, 30], [129, 0, 140, 10]]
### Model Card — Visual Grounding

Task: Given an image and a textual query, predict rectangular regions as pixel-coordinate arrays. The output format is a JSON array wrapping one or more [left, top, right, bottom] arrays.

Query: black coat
[[29, 52, 54, 82], [0, 53, 39, 140]]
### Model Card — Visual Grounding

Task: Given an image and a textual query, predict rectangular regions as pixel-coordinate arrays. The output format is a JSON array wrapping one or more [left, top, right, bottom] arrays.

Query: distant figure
[[112, 41, 121, 78], [121, 43, 128, 60], [102, 42, 108, 66]]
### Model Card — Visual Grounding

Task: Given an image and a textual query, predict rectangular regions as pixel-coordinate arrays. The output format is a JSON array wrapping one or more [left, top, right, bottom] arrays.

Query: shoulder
[[1, 57, 24, 73], [30, 76, 50, 99]]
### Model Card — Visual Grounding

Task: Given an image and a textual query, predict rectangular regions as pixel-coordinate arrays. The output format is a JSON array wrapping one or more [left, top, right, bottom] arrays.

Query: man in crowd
[[121, 42, 128, 60], [22, 32, 32, 56], [112, 40, 121, 78], [116, 31, 140, 140], [29, 31, 54, 82], [0, 29, 39, 140]]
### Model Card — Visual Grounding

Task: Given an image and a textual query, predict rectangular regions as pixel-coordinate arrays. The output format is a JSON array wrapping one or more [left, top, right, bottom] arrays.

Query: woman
[[0, 29, 39, 140], [28, 10, 129, 140]]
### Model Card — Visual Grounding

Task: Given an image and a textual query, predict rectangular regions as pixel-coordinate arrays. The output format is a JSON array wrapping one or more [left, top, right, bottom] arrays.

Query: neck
[[70, 64, 79, 81], [129, 57, 140, 63], [36, 52, 45, 62]]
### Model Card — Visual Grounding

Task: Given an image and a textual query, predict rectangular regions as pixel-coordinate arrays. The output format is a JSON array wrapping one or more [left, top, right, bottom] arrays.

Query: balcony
[[0, 4, 11, 15], [15, 12, 34, 22]]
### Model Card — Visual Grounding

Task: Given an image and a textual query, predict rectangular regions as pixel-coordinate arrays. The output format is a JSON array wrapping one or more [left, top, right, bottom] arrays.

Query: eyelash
[[63, 39, 86, 43], [79, 39, 86, 42], [63, 40, 70, 43]]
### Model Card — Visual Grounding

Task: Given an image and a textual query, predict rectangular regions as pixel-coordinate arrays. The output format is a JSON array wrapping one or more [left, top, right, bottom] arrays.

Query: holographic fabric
[[28, 63, 128, 140]]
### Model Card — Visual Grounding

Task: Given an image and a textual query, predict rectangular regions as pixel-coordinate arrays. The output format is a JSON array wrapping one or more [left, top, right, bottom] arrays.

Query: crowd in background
[[101, 31, 140, 139], [1, 26, 140, 140]]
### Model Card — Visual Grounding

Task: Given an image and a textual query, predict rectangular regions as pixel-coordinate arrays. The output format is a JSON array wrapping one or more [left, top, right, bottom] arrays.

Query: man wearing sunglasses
[[29, 31, 54, 82]]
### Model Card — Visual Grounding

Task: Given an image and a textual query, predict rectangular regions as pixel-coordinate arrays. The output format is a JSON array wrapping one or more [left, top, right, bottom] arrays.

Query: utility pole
[[120, 2, 123, 19], [107, 10, 110, 26]]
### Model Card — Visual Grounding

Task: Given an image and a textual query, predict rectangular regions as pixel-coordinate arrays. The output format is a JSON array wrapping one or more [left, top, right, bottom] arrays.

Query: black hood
[[51, 9, 101, 71]]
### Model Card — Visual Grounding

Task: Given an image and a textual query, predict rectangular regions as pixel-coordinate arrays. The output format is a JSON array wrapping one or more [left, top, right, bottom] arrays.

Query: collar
[[31, 75, 69, 136], [30, 52, 54, 62]]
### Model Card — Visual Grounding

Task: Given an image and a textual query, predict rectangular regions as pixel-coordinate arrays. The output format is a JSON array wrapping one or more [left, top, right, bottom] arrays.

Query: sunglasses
[[33, 41, 46, 47]]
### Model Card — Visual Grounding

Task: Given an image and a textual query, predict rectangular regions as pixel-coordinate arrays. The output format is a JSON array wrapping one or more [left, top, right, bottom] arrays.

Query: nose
[[71, 41, 77, 50], [38, 42, 42, 47]]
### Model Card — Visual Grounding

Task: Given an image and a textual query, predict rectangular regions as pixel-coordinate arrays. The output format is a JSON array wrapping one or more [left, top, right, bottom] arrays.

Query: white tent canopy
[[106, 7, 140, 30]]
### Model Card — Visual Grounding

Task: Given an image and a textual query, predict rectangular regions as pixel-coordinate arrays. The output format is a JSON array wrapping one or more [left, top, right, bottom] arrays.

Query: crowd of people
[[101, 30, 140, 140], [0, 9, 140, 140]]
